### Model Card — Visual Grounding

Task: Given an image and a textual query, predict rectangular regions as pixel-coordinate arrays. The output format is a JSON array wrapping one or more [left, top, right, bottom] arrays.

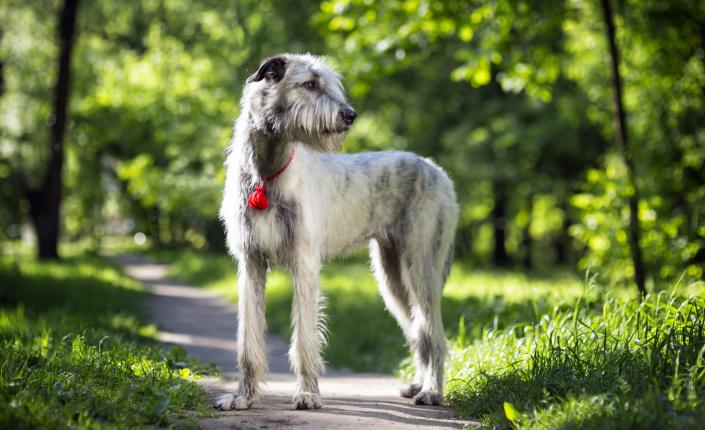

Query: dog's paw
[[292, 392, 322, 410], [400, 383, 423, 398], [414, 390, 442, 406], [214, 393, 252, 411]]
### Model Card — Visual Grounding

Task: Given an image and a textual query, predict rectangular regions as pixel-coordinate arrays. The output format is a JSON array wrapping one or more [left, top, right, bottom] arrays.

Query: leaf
[[179, 368, 191, 378], [459, 25, 474, 42], [471, 58, 491, 86], [504, 401, 522, 423]]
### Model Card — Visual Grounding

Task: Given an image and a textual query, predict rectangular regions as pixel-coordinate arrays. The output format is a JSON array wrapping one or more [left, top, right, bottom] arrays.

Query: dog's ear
[[247, 57, 287, 84]]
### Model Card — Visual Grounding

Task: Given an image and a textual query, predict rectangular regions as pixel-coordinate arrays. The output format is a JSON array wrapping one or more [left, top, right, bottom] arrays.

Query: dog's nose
[[340, 108, 357, 126]]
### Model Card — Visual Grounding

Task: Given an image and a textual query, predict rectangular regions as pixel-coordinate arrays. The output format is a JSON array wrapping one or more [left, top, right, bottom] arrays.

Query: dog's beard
[[288, 127, 348, 152], [256, 116, 348, 152], [312, 131, 347, 152]]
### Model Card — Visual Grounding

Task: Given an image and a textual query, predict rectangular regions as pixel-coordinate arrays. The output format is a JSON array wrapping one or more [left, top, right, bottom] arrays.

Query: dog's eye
[[303, 80, 317, 90]]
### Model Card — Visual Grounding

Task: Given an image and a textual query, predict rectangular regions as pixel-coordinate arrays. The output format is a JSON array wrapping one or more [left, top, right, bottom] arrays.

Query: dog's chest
[[243, 195, 298, 260]]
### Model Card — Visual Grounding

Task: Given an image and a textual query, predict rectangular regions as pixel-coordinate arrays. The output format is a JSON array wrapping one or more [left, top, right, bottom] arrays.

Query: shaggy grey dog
[[216, 53, 458, 411]]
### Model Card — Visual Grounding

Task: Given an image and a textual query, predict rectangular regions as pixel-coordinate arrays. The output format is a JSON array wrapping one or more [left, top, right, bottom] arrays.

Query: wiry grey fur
[[216, 53, 459, 411]]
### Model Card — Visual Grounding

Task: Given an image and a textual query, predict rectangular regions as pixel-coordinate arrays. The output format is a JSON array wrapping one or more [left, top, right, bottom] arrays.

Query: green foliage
[[571, 155, 703, 286], [317, 0, 705, 283], [0, 251, 210, 429], [319, 0, 565, 100]]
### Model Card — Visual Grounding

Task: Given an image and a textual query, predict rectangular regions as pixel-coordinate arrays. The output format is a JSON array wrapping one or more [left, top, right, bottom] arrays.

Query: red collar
[[263, 145, 295, 182], [247, 146, 295, 210]]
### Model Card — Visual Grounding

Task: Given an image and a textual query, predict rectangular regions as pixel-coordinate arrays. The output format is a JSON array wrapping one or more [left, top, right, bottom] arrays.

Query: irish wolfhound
[[216, 54, 458, 411]]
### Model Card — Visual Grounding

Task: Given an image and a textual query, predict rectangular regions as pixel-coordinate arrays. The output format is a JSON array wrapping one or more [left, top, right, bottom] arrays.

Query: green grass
[[434, 290, 705, 429], [0, 249, 211, 429], [146, 247, 705, 429]]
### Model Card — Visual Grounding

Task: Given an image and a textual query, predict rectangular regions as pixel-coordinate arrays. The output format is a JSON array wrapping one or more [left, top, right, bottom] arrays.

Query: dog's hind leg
[[399, 235, 447, 406], [289, 258, 325, 410], [370, 237, 423, 398], [214, 252, 268, 410]]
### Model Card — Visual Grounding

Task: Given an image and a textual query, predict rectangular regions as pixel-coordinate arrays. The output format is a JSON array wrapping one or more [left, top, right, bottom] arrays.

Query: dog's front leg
[[289, 261, 325, 410], [215, 252, 268, 410]]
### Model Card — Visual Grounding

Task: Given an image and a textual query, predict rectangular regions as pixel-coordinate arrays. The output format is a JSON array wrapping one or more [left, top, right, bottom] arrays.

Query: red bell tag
[[247, 185, 270, 210], [246, 147, 295, 211]]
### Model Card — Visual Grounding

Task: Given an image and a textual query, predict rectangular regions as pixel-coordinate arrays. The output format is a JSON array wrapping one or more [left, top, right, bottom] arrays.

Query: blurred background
[[1, 0, 704, 288], [2, 2, 705, 427]]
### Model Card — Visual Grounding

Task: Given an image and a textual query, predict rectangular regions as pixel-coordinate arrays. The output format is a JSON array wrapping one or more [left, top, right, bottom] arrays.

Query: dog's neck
[[244, 127, 292, 180]]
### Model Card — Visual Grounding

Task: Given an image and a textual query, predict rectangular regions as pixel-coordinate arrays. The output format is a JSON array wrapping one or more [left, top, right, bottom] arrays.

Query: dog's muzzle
[[339, 108, 357, 126]]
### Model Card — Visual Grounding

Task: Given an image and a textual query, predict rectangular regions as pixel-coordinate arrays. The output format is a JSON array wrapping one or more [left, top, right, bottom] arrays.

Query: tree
[[599, 0, 646, 296], [26, 0, 80, 259]]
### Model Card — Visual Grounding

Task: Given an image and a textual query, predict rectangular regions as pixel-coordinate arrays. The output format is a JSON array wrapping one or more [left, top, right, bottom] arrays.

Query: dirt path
[[109, 254, 475, 429]]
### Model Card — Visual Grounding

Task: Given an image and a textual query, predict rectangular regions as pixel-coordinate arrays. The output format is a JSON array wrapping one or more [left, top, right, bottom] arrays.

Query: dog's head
[[242, 53, 356, 151]]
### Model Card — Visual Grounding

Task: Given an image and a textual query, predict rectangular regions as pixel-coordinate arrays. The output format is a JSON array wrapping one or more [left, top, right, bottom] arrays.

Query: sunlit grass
[[432, 291, 705, 429], [444, 267, 585, 303], [0, 251, 211, 429]]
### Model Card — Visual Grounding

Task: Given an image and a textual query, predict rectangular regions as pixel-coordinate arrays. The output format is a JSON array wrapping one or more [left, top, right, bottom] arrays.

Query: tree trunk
[[28, 0, 80, 260], [149, 206, 162, 247], [492, 183, 509, 267], [205, 218, 227, 253], [521, 198, 533, 270], [0, 30, 5, 97], [600, 0, 647, 296]]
